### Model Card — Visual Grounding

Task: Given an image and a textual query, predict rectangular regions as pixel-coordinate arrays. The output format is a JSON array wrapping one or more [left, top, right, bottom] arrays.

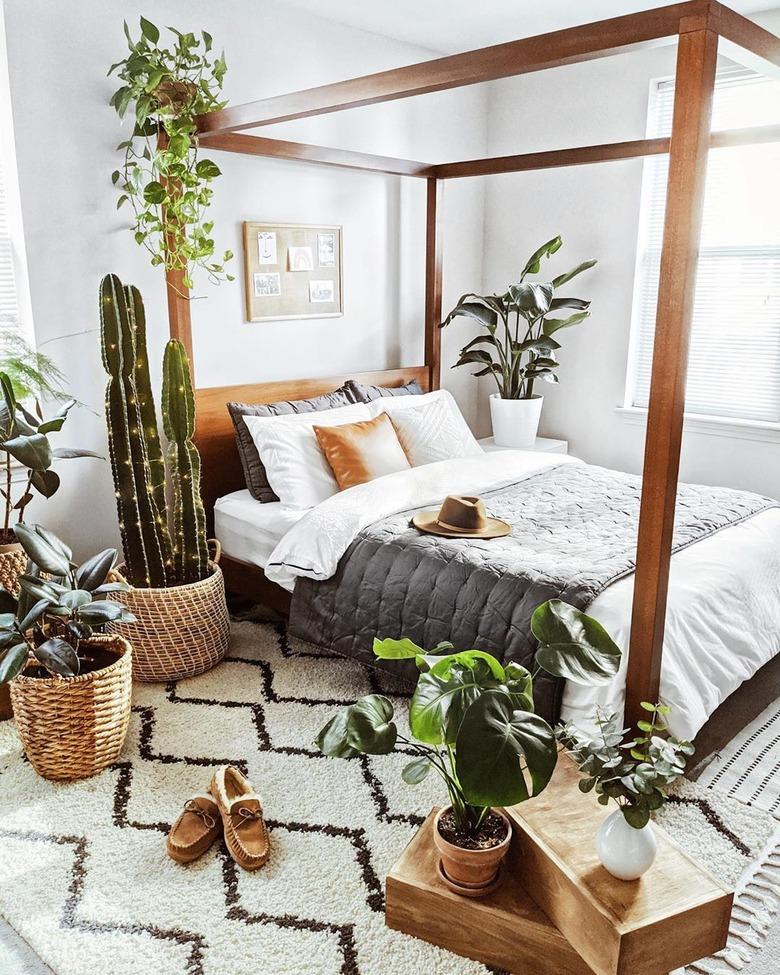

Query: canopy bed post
[[625, 27, 719, 726], [425, 177, 443, 390]]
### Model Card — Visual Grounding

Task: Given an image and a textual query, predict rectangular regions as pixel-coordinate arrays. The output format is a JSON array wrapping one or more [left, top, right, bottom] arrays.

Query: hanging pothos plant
[[109, 17, 233, 289]]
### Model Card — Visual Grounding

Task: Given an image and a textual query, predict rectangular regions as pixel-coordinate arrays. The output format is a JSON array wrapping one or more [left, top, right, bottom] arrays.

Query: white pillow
[[243, 402, 372, 508], [368, 389, 482, 466]]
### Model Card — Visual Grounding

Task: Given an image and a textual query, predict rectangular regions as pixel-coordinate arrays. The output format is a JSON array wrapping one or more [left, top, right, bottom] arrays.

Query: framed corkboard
[[242, 221, 343, 322]]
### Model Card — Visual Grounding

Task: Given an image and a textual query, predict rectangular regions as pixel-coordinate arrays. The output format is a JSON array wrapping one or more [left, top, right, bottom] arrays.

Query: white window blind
[[628, 67, 780, 424], [0, 5, 33, 350]]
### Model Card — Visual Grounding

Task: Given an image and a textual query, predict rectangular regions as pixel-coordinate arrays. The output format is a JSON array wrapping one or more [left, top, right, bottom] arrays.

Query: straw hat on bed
[[412, 495, 511, 539]]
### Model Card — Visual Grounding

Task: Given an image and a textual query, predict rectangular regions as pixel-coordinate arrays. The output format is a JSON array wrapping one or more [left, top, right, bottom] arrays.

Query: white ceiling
[[278, 0, 778, 54]]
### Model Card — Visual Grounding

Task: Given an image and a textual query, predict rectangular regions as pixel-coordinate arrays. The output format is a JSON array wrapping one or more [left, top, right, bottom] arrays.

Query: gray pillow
[[347, 378, 423, 402], [228, 384, 357, 502]]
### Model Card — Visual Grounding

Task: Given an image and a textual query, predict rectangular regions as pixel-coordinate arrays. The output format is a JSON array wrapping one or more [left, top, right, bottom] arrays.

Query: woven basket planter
[[109, 550, 229, 682], [10, 634, 132, 781], [0, 540, 27, 596]]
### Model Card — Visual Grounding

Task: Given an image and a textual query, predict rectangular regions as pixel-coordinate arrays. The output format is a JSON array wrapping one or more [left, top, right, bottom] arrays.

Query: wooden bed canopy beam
[[198, 123, 780, 183], [167, 3, 780, 730], [195, 1, 778, 136]]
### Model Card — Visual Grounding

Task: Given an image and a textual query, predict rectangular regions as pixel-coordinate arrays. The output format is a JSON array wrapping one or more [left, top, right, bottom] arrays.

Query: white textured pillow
[[368, 389, 482, 466], [243, 402, 372, 508]]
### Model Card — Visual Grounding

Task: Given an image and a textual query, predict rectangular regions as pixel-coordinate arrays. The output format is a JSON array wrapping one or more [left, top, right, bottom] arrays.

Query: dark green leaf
[[2, 433, 52, 471], [508, 283, 553, 317], [50, 447, 103, 460], [622, 804, 651, 829], [19, 597, 54, 633], [0, 589, 17, 615], [33, 637, 79, 678], [455, 690, 558, 805], [551, 259, 597, 289], [347, 695, 397, 755], [75, 549, 117, 592], [13, 525, 70, 576], [441, 302, 497, 331], [410, 657, 502, 745], [31, 469, 60, 499], [78, 601, 124, 625], [548, 297, 590, 312], [143, 181, 166, 205], [0, 643, 29, 682], [194, 159, 221, 180], [542, 311, 590, 336], [532, 599, 622, 685]]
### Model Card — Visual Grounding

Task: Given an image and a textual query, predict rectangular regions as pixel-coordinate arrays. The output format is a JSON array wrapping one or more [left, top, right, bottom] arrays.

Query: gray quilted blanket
[[289, 464, 775, 721]]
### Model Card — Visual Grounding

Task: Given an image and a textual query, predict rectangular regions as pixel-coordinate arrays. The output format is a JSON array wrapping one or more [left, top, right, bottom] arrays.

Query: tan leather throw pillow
[[313, 413, 411, 490]]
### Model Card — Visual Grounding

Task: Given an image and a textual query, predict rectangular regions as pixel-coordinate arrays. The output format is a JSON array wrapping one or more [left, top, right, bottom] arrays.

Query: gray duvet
[[289, 464, 775, 721]]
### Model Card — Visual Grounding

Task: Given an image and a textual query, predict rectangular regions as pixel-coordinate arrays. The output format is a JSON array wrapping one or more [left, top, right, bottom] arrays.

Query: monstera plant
[[317, 599, 622, 893], [440, 236, 596, 447]]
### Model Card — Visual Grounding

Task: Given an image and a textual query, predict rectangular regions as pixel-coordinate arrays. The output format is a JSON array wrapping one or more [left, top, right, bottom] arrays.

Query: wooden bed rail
[[163, 2, 780, 729]]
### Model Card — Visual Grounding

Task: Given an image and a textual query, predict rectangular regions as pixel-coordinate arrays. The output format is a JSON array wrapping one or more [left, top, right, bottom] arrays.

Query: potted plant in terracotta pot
[[0, 524, 135, 781], [317, 599, 622, 896], [440, 237, 596, 447], [99, 273, 230, 681], [559, 703, 694, 880]]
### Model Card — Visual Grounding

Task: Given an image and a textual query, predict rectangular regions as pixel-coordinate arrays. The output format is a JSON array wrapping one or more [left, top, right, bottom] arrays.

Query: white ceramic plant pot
[[597, 809, 657, 881], [489, 394, 543, 448]]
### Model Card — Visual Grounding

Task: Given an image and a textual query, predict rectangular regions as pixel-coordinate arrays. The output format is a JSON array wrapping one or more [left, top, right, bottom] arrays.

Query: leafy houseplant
[[0, 524, 135, 781], [99, 273, 229, 681], [559, 703, 694, 880], [317, 599, 622, 894], [109, 17, 233, 289], [440, 236, 596, 447]]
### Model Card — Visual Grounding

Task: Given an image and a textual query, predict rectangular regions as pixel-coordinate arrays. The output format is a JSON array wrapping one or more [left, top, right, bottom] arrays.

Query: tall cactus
[[161, 340, 209, 585], [125, 283, 168, 531], [100, 274, 172, 588]]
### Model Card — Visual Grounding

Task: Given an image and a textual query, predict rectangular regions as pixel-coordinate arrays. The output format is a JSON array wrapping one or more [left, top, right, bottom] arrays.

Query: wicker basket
[[10, 634, 132, 781], [109, 545, 229, 682], [0, 541, 27, 596]]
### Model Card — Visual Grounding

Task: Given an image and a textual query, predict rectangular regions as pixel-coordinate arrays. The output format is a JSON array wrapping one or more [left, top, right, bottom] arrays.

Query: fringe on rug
[[687, 832, 780, 973]]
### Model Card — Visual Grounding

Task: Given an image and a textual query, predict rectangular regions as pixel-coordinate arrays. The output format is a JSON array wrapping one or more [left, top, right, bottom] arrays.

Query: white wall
[[479, 10, 780, 499], [2, 0, 488, 555]]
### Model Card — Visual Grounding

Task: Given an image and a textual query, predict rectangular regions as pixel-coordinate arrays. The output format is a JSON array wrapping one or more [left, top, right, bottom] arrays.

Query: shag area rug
[[0, 619, 778, 975]]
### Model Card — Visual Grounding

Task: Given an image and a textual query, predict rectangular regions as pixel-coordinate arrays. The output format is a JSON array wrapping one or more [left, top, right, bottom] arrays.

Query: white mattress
[[215, 491, 304, 574], [215, 486, 780, 741]]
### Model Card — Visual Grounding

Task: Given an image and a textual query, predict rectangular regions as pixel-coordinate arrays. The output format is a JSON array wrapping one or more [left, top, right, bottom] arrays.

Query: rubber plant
[[100, 272, 209, 588], [109, 17, 233, 288], [0, 524, 135, 683], [440, 236, 596, 399], [0, 374, 100, 545], [316, 599, 622, 837]]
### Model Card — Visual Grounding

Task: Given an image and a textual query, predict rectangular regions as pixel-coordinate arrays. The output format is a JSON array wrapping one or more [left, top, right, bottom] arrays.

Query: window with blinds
[[0, 7, 33, 352], [627, 67, 780, 424]]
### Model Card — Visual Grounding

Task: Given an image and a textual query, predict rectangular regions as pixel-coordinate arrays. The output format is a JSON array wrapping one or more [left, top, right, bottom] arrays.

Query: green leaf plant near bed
[[0, 524, 134, 683], [316, 599, 622, 838], [99, 273, 209, 589], [440, 236, 596, 399], [109, 17, 233, 289], [0, 371, 101, 545], [558, 702, 695, 829]]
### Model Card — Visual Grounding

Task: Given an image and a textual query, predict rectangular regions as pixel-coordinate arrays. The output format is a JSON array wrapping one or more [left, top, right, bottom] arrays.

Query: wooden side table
[[386, 755, 733, 975]]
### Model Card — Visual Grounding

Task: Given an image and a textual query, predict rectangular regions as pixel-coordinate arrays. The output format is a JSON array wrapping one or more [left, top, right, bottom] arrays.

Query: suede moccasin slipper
[[166, 794, 221, 864], [211, 766, 270, 871]]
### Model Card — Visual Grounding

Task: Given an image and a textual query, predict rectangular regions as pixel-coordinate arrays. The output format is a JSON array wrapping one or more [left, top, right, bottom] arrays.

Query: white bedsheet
[[221, 453, 780, 740], [215, 491, 304, 570]]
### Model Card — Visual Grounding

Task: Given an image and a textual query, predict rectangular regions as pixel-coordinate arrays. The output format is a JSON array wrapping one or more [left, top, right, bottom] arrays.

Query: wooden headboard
[[194, 365, 432, 530]]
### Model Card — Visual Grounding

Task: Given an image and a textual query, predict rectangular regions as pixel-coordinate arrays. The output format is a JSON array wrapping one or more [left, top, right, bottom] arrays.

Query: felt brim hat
[[412, 494, 511, 539]]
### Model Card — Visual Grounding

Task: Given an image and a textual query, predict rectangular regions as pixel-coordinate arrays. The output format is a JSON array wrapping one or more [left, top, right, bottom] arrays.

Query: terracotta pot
[[433, 806, 511, 895]]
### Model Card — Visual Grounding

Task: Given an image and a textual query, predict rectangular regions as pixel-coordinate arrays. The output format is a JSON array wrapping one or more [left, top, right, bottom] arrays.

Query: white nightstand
[[479, 436, 568, 455]]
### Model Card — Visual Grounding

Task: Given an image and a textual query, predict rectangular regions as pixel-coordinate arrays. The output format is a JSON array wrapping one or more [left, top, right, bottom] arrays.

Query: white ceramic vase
[[489, 394, 544, 448], [596, 809, 657, 881]]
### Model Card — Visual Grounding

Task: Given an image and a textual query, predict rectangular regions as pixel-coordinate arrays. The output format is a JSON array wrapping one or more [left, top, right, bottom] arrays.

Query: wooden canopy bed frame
[[160, 0, 780, 729]]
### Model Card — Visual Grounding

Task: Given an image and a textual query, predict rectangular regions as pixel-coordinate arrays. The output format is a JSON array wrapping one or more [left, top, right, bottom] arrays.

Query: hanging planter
[[109, 17, 233, 289]]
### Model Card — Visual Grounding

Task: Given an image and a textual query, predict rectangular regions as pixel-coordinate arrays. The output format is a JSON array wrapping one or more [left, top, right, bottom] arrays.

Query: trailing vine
[[109, 17, 233, 289]]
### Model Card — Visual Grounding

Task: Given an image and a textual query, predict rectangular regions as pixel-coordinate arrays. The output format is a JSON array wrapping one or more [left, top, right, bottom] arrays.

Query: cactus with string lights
[[99, 273, 208, 588], [161, 339, 209, 584]]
